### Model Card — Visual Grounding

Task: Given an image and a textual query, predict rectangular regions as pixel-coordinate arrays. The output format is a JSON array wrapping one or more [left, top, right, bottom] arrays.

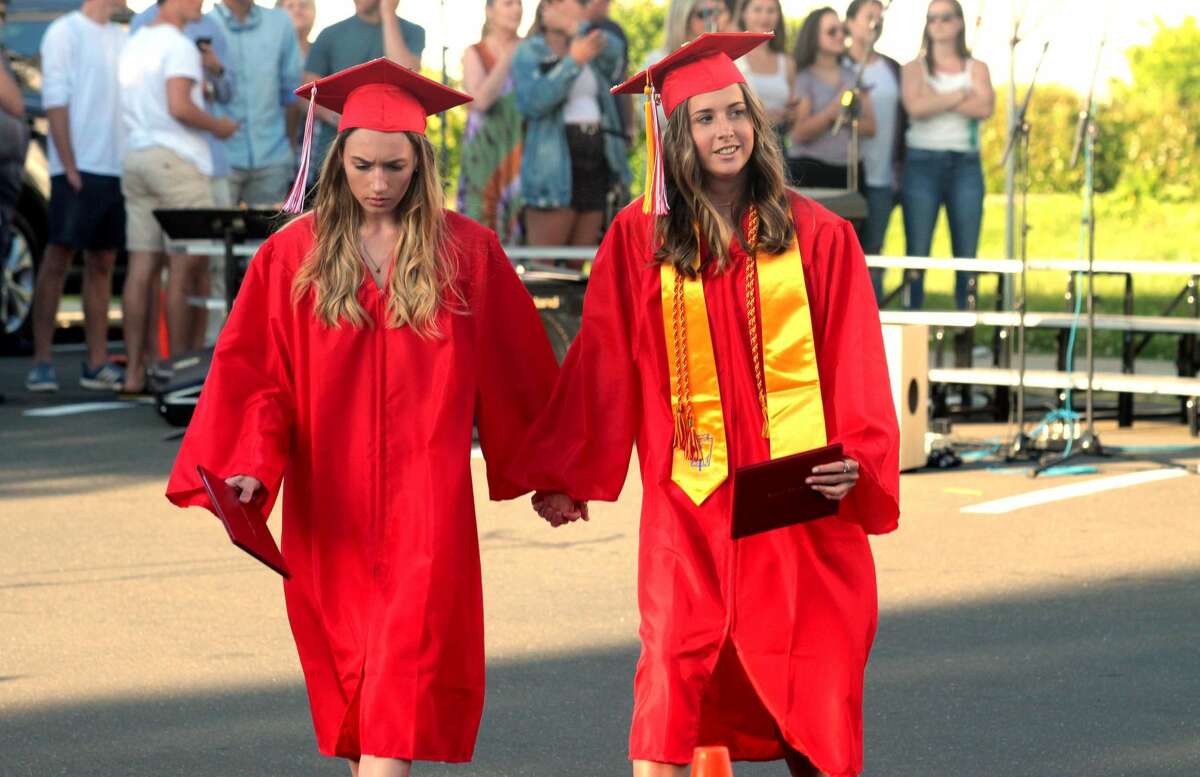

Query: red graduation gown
[[517, 192, 900, 776], [166, 212, 558, 762]]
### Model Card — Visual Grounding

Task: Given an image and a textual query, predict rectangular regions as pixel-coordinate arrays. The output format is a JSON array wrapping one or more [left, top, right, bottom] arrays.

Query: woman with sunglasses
[[899, 0, 994, 310], [788, 7, 875, 189], [520, 31, 899, 777], [644, 0, 730, 66]]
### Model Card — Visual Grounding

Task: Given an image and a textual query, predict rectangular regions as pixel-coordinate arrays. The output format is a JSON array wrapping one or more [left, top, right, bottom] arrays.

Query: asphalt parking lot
[[2, 350, 1199, 776]]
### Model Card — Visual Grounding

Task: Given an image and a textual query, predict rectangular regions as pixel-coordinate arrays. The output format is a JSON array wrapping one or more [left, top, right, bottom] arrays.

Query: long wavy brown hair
[[653, 82, 794, 277], [292, 129, 458, 337], [921, 0, 970, 73], [735, 0, 787, 53]]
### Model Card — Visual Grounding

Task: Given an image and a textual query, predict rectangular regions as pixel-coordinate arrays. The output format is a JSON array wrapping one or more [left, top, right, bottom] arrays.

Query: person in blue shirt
[[303, 0, 425, 179], [209, 0, 303, 207]]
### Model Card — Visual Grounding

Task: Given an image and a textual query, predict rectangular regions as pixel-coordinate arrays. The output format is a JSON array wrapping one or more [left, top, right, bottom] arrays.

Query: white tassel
[[648, 93, 669, 216], [282, 84, 317, 214]]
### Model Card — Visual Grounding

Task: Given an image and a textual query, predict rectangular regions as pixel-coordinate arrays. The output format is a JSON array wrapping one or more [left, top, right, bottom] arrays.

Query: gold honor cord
[[661, 207, 827, 506]]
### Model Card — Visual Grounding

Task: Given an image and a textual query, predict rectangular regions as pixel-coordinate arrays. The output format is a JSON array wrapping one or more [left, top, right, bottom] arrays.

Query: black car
[[1, 0, 129, 354]]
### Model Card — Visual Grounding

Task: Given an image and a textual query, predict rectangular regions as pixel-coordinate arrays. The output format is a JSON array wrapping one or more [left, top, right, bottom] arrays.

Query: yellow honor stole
[[660, 207, 827, 505]]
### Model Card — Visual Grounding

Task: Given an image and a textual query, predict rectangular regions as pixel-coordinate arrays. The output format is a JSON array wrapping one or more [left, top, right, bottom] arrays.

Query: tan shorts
[[121, 146, 214, 253]]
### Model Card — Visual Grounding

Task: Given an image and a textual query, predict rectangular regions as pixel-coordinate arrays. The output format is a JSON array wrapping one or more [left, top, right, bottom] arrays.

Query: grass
[[875, 193, 1200, 361]]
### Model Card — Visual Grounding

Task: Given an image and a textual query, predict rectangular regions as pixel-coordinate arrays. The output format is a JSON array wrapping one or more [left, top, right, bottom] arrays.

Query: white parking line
[[961, 468, 1190, 515], [23, 402, 138, 418]]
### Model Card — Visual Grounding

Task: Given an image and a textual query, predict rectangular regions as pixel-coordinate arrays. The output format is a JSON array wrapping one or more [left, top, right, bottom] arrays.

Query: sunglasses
[[691, 6, 717, 20], [927, 11, 957, 24]]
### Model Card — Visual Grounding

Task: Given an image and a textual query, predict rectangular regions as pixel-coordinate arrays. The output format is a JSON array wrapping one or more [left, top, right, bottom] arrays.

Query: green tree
[[611, 0, 668, 196], [1124, 16, 1200, 106], [979, 84, 1122, 195], [423, 68, 466, 202], [1108, 16, 1200, 201], [613, 0, 668, 73], [1108, 88, 1200, 203]]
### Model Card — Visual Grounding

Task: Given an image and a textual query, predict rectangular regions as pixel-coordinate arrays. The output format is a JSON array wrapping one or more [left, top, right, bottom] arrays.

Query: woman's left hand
[[807, 457, 860, 501]]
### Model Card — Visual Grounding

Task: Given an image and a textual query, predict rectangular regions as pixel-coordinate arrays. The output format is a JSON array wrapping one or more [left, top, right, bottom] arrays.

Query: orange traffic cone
[[690, 746, 733, 777], [157, 289, 170, 359]]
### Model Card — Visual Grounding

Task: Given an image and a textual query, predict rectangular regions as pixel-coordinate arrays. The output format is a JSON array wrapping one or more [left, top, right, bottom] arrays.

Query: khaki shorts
[[121, 146, 214, 253]]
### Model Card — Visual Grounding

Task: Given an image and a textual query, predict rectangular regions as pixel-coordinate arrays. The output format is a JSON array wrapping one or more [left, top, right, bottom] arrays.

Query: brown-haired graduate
[[517, 33, 899, 777], [165, 59, 558, 777]]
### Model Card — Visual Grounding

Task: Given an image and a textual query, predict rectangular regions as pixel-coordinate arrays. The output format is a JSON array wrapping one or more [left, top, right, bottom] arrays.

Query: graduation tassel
[[642, 84, 669, 216], [674, 402, 703, 464], [283, 84, 318, 214]]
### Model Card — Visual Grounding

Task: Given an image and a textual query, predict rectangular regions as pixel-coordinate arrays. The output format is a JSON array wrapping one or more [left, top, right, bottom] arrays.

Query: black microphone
[[832, 13, 883, 137]]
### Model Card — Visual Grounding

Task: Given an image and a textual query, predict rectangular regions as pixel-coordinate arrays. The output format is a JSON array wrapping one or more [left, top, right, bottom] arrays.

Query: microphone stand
[[1002, 41, 1049, 460], [438, 0, 449, 186], [832, 0, 893, 191], [833, 1, 891, 136], [1033, 38, 1108, 475]]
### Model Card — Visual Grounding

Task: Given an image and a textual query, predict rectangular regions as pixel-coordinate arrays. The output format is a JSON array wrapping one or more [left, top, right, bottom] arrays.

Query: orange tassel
[[642, 84, 669, 216], [673, 403, 703, 464]]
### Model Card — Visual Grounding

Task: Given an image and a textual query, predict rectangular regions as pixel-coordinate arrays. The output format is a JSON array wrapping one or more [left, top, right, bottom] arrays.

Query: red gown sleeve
[[473, 234, 561, 500], [516, 212, 642, 501], [811, 217, 901, 535], [165, 238, 295, 517]]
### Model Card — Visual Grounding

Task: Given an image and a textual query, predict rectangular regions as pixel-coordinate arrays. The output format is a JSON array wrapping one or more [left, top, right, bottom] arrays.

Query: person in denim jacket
[[512, 0, 630, 247]]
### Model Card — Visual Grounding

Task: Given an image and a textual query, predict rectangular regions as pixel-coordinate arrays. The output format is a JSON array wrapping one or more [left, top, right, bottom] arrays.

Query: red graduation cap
[[612, 32, 772, 216], [283, 58, 472, 213]]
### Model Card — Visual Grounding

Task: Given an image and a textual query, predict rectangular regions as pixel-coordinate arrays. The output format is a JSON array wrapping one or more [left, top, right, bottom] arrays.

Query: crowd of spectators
[[16, 0, 993, 396], [458, 0, 993, 304], [21, 0, 424, 394]]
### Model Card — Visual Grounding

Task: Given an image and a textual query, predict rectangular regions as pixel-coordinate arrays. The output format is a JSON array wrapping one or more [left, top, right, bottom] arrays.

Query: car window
[[2, 21, 49, 61]]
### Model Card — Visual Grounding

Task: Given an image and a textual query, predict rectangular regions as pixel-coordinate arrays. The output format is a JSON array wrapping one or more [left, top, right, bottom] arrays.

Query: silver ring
[[842, 459, 849, 474]]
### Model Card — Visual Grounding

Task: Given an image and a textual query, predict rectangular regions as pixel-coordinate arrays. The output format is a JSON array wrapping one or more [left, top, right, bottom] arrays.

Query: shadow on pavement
[[2, 571, 1197, 776]]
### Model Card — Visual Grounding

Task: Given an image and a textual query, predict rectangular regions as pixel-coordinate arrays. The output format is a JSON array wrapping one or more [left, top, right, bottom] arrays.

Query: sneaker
[[80, 361, 126, 391], [25, 362, 59, 393]]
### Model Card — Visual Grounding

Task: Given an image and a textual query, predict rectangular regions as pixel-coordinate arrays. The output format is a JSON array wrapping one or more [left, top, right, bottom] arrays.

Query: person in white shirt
[[734, 0, 796, 154], [118, 0, 238, 395], [25, 0, 127, 394], [899, 0, 994, 311]]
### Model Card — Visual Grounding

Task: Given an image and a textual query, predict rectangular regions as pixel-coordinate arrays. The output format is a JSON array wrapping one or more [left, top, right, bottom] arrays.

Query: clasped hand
[[532, 491, 588, 528]]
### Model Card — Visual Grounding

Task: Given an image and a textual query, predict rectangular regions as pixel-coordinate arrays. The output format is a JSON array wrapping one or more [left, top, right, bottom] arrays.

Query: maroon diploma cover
[[731, 442, 844, 539], [197, 465, 290, 578]]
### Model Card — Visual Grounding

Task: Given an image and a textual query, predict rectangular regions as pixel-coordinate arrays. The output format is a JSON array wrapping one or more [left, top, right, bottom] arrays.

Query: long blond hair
[[293, 130, 457, 337], [654, 83, 794, 276]]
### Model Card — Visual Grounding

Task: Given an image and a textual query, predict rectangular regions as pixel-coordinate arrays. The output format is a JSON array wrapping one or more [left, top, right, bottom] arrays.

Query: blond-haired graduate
[[166, 59, 558, 777], [518, 32, 899, 777]]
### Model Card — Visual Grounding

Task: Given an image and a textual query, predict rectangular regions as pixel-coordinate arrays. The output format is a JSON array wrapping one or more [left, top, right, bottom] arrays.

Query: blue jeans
[[859, 185, 897, 302], [900, 148, 985, 310]]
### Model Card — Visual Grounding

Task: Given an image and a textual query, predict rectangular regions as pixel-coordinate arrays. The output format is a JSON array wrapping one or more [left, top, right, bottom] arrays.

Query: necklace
[[359, 238, 386, 276]]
